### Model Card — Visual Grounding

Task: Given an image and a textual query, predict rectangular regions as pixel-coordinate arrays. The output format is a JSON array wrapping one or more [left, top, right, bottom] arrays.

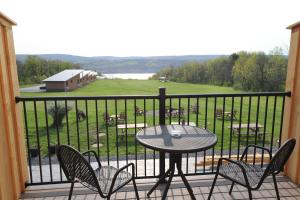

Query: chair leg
[[208, 173, 218, 200], [247, 188, 252, 200], [68, 181, 75, 200], [272, 174, 280, 200], [229, 182, 235, 194], [132, 178, 140, 200]]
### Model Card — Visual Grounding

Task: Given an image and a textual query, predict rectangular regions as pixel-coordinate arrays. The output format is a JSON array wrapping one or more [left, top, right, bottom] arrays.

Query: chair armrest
[[82, 150, 101, 169], [109, 163, 135, 193], [218, 158, 246, 173], [218, 158, 251, 186], [241, 145, 272, 161]]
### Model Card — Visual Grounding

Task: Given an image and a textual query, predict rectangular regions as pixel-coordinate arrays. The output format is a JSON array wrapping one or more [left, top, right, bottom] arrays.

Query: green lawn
[[20, 80, 284, 158]]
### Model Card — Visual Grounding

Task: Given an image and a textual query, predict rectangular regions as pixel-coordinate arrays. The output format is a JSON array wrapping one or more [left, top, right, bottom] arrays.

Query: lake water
[[102, 73, 155, 80]]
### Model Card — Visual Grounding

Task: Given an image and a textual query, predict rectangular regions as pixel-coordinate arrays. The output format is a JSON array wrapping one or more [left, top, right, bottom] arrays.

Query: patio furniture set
[[56, 123, 296, 200]]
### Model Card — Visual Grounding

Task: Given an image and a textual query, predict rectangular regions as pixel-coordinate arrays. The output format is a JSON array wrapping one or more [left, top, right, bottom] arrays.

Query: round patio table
[[136, 124, 217, 200]]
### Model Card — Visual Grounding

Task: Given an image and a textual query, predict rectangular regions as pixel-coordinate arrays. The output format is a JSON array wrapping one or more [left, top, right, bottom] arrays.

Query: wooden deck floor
[[20, 175, 300, 200]]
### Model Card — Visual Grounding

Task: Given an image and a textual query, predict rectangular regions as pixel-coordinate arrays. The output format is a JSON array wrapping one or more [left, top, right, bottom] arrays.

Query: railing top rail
[[15, 91, 291, 103], [166, 91, 291, 98], [15, 95, 159, 102]]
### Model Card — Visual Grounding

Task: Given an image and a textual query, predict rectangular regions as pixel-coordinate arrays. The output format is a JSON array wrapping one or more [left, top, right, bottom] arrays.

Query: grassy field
[[20, 79, 284, 158]]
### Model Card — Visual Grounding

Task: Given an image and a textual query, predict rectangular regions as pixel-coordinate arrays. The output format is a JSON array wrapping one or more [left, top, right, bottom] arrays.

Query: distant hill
[[16, 54, 224, 73]]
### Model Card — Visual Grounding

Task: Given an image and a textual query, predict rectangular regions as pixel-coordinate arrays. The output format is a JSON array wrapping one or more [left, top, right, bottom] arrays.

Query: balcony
[[15, 89, 298, 199], [1, 12, 300, 200]]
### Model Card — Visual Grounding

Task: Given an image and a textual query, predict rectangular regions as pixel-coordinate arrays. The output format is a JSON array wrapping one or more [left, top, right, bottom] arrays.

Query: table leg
[[161, 166, 175, 199], [173, 153, 196, 200], [147, 153, 196, 200], [178, 169, 196, 200], [147, 168, 171, 196]]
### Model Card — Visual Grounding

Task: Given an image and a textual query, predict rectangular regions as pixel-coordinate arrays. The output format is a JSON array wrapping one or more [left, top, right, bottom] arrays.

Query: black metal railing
[[15, 88, 291, 185]]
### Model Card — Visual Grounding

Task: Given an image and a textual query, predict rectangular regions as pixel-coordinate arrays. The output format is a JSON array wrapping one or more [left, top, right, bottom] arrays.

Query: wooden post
[[0, 11, 28, 199], [281, 21, 300, 184]]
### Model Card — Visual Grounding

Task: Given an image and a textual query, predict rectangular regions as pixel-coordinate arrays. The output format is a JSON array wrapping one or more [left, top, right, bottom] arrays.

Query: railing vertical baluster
[[144, 98, 147, 176], [229, 97, 235, 159], [186, 97, 190, 174], [54, 101, 62, 181], [221, 97, 225, 157], [204, 97, 208, 173], [237, 97, 243, 160], [125, 99, 128, 167], [212, 97, 217, 172], [187, 98, 190, 124], [169, 98, 172, 124], [279, 96, 286, 147], [195, 98, 199, 126], [64, 100, 70, 145], [115, 99, 119, 169], [105, 100, 110, 165], [245, 97, 252, 162], [34, 101, 43, 183], [158, 87, 166, 182], [85, 100, 90, 162], [153, 99, 156, 176], [75, 100, 80, 151], [195, 97, 199, 173], [205, 97, 208, 129], [261, 96, 269, 167], [270, 96, 277, 154], [253, 96, 261, 165], [95, 100, 100, 157], [44, 101, 52, 182], [178, 98, 182, 124], [23, 101, 32, 184], [134, 99, 138, 176]]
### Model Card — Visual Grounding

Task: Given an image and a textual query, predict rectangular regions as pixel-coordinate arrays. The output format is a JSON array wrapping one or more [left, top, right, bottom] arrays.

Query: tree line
[[17, 56, 81, 84], [152, 48, 287, 91]]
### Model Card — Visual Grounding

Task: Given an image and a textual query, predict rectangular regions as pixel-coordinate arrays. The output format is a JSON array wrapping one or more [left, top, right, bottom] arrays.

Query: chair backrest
[[215, 109, 223, 116], [103, 112, 108, 119], [119, 112, 126, 120], [56, 145, 102, 195], [265, 138, 296, 176]]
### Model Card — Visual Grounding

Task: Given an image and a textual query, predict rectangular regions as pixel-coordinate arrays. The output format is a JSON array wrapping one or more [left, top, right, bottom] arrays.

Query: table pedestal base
[[147, 153, 196, 200]]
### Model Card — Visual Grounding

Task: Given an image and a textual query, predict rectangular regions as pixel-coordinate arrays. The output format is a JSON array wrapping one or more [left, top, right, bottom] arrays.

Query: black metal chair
[[208, 138, 296, 200], [57, 145, 139, 200]]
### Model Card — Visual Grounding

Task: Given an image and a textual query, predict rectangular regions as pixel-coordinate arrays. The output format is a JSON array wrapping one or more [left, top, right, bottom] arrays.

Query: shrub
[[47, 102, 72, 127]]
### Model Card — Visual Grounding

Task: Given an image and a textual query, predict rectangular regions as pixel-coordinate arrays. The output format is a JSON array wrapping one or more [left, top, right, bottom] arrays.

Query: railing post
[[159, 87, 166, 125], [158, 87, 166, 182]]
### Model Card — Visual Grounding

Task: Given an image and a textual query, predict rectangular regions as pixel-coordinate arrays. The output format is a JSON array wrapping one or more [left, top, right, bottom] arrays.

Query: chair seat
[[94, 166, 132, 195], [219, 160, 265, 187]]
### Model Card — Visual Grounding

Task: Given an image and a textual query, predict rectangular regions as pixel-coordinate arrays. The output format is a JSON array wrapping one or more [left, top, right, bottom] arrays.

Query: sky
[[1, 0, 300, 57]]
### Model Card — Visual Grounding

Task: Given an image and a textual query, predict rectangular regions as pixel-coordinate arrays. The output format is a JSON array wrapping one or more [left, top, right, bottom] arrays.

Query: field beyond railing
[[15, 88, 291, 185]]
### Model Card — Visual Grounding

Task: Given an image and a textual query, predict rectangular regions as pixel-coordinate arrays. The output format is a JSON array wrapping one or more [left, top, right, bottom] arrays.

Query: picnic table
[[228, 123, 264, 137], [117, 123, 148, 137], [223, 111, 237, 120], [216, 109, 237, 120], [109, 114, 120, 119]]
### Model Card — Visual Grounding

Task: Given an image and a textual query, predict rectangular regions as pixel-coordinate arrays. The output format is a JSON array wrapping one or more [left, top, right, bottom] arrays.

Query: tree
[[17, 55, 82, 84], [47, 102, 72, 127]]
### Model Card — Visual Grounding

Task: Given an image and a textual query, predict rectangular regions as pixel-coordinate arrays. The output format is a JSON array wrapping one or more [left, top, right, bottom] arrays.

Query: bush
[[47, 102, 72, 127]]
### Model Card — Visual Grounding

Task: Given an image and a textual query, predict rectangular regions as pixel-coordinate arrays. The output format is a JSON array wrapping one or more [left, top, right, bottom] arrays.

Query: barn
[[43, 69, 84, 92]]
